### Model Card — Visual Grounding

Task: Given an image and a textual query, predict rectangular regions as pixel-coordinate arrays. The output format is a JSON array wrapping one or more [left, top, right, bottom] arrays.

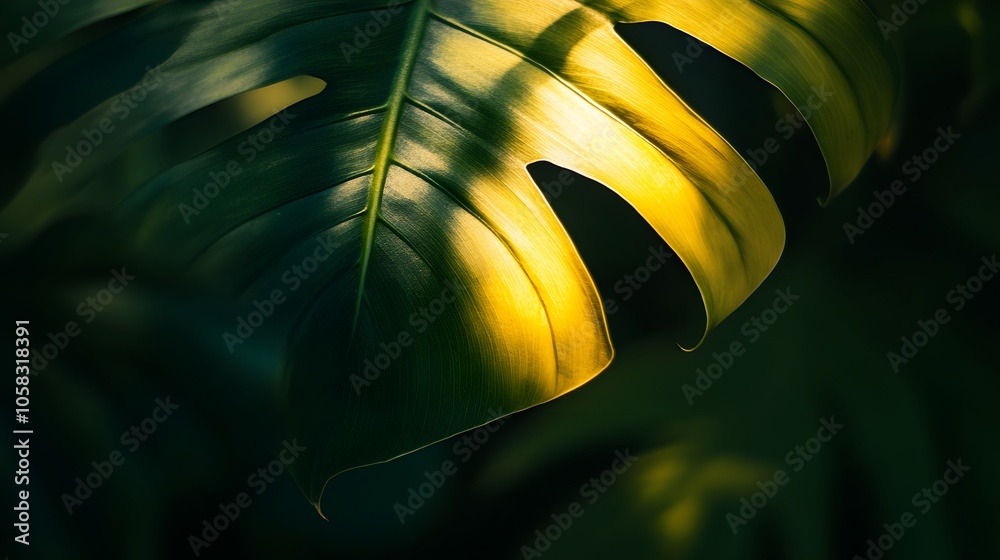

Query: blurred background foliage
[[2, 0, 998, 558]]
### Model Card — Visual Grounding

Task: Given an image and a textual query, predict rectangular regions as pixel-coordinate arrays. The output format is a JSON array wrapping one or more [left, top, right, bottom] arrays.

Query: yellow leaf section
[[586, 0, 899, 199], [431, 1, 785, 347]]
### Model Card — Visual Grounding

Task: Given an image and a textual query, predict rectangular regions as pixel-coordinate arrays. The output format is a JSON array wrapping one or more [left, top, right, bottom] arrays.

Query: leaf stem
[[352, 0, 432, 336]]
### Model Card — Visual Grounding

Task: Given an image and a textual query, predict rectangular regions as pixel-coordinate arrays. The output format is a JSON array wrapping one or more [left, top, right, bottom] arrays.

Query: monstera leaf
[[0, 0, 897, 511]]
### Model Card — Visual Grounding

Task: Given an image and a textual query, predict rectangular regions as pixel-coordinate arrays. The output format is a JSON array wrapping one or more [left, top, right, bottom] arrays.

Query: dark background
[[3, 0, 998, 558]]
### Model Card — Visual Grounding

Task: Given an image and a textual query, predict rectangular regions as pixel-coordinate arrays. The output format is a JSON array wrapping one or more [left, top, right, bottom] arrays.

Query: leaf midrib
[[351, 0, 432, 335]]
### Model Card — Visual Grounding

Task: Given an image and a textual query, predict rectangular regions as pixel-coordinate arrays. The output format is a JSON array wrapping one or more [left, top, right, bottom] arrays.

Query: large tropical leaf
[[0, 0, 897, 511]]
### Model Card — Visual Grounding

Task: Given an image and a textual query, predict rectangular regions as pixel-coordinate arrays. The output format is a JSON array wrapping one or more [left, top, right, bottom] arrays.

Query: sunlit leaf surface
[[0, 0, 896, 511]]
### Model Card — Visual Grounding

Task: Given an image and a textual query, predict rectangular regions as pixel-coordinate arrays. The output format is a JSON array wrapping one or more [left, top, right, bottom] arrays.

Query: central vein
[[352, 0, 432, 333]]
